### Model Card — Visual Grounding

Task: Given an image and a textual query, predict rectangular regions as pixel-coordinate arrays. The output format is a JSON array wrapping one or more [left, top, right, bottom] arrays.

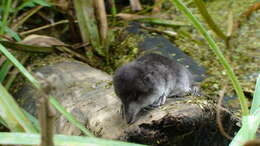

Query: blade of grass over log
[[0, 43, 94, 136], [0, 43, 40, 88], [49, 96, 94, 136], [0, 83, 37, 133], [170, 0, 249, 116], [0, 40, 54, 53], [0, 132, 145, 146], [73, 0, 104, 56], [193, 0, 227, 40]]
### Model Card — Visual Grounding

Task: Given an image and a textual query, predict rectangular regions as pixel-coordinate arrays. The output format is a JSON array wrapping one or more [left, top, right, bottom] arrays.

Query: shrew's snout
[[121, 103, 140, 124]]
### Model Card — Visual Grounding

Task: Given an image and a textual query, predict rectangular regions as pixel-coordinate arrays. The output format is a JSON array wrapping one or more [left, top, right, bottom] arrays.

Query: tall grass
[[0, 43, 93, 136], [170, 0, 259, 145], [0, 132, 145, 146], [170, 0, 249, 116]]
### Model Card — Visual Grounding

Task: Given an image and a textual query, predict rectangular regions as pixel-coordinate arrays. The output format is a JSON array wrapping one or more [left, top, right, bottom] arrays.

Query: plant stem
[[170, 0, 249, 116], [0, 0, 12, 34], [193, 0, 227, 40]]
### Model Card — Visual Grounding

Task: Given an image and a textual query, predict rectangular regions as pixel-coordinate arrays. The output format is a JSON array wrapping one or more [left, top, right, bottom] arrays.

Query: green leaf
[[4, 26, 21, 41], [229, 111, 260, 146], [17, 0, 50, 11], [0, 83, 37, 133], [73, 0, 104, 56], [0, 132, 145, 146], [0, 116, 8, 127], [250, 74, 260, 114], [0, 60, 12, 82], [230, 75, 260, 146], [22, 110, 40, 131]]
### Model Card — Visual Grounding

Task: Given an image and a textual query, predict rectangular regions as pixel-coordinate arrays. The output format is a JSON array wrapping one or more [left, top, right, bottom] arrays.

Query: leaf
[[250, 74, 260, 114], [0, 83, 37, 133], [0, 132, 145, 146]]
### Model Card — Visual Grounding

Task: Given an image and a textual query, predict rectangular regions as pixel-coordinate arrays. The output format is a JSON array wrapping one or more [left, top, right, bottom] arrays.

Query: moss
[[103, 30, 144, 74]]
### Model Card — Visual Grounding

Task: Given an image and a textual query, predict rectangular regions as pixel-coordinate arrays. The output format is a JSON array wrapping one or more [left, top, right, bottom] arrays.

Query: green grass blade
[[0, 22, 21, 41], [0, 114, 8, 127], [17, 0, 50, 11], [138, 18, 189, 27], [0, 0, 12, 34], [0, 60, 12, 82], [0, 83, 37, 133], [230, 75, 260, 145], [250, 74, 260, 114], [229, 111, 260, 146], [73, 0, 104, 56], [0, 40, 54, 53], [0, 132, 145, 146], [49, 96, 94, 136], [0, 43, 93, 136], [22, 110, 40, 131], [193, 0, 227, 40], [4, 53, 30, 89], [170, 0, 249, 116], [0, 43, 40, 88]]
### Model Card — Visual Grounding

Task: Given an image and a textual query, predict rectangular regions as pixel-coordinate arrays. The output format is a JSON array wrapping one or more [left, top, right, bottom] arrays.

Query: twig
[[216, 84, 233, 140], [56, 46, 89, 63], [225, 10, 233, 49], [0, 34, 14, 42], [140, 25, 177, 37], [129, 0, 143, 11], [19, 20, 70, 36], [226, 11, 234, 38], [243, 139, 260, 146], [0, 40, 54, 53], [71, 42, 90, 50], [152, 0, 163, 14], [11, 6, 43, 31], [94, 0, 108, 46], [35, 73, 56, 146], [108, 0, 117, 25], [242, 2, 260, 19], [233, 2, 260, 33], [0, 56, 7, 66]]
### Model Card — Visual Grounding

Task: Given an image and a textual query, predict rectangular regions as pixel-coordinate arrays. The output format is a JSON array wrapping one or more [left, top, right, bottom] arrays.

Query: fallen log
[[15, 61, 237, 145]]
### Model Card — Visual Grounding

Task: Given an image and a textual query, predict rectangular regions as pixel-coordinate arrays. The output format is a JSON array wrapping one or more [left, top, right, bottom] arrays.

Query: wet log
[[15, 61, 236, 145]]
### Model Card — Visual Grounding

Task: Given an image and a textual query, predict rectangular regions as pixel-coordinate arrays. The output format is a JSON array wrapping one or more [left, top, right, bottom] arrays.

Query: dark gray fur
[[113, 53, 198, 124]]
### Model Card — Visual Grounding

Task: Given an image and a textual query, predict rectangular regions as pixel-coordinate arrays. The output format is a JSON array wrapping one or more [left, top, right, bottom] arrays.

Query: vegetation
[[0, 0, 259, 145]]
